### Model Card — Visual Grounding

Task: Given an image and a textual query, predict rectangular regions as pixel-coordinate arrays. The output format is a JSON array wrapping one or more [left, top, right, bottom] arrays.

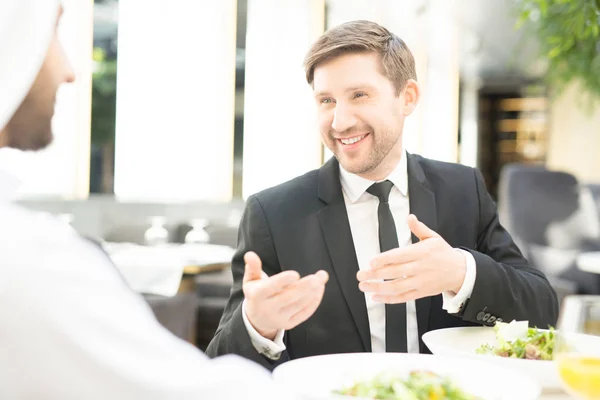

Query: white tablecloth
[[103, 242, 234, 296]]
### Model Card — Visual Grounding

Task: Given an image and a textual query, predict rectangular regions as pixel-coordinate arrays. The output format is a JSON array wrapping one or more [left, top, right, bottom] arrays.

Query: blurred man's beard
[[3, 93, 54, 151], [327, 128, 399, 176]]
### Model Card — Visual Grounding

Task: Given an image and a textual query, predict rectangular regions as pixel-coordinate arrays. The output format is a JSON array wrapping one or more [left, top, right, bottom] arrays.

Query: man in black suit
[[206, 20, 558, 370]]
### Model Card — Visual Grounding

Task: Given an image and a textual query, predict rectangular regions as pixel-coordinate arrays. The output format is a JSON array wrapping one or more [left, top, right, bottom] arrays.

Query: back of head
[[0, 0, 60, 131]]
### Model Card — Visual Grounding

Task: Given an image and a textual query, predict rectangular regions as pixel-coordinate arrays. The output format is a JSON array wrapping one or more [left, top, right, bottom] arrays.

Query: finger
[[372, 289, 421, 304], [274, 275, 323, 310], [243, 251, 264, 283], [285, 286, 326, 329], [278, 289, 319, 317], [370, 242, 428, 269], [357, 261, 418, 282], [273, 269, 328, 302], [245, 269, 300, 300], [259, 270, 302, 298], [407, 214, 439, 241], [359, 276, 417, 295], [314, 270, 329, 284]]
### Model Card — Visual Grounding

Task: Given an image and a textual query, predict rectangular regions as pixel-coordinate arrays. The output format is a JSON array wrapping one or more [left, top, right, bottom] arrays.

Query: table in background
[[105, 242, 234, 345], [578, 251, 600, 274], [105, 242, 234, 296]]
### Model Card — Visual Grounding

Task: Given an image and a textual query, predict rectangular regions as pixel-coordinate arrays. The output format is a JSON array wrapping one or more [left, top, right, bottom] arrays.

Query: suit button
[[476, 310, 485, 321]]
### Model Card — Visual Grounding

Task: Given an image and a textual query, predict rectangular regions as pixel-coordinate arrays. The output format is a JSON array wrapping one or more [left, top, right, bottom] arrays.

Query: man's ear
[[402, 79, 419, 116]]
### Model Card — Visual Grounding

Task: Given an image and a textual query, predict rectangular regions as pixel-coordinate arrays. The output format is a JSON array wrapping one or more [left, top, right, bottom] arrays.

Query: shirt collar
[[339, 150, 408, 203]]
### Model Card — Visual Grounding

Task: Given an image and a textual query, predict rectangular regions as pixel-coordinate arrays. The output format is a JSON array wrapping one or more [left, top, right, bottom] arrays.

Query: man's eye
[[321, 98, 334, 104], [354, 92, 367, 99]]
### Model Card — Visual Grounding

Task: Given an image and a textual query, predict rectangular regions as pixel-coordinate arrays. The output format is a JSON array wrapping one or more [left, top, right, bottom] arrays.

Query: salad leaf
[[476, 321, 555, 360], [334, 370, 480, 400]]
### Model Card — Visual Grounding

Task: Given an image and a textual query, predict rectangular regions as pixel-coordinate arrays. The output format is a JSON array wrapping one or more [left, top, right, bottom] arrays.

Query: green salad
[[475, 322, 555, 360], [334, 370, 480, 400]]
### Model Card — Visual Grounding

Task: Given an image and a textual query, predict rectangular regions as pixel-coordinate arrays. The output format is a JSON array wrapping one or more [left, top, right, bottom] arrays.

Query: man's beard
[[328, 127, 399, 175], [3, 93, 54, 151]]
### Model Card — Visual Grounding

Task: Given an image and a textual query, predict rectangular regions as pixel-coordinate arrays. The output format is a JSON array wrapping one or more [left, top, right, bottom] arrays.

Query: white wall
[[114, 0, 237, 202], [242, 0, 325, 198], [546, 83, 600, 183]]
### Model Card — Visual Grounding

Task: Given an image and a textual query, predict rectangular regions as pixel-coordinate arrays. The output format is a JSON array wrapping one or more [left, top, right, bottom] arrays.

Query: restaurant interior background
[[12, 0, 600, 349]]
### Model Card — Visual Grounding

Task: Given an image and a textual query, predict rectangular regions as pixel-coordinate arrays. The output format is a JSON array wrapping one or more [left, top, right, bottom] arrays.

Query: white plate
[[272, 352, 541, 400], [422, 326, 600, 390]]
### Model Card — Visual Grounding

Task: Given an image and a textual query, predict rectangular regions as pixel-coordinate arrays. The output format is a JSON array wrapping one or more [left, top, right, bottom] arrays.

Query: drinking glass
[[554, 295, 600, 399]]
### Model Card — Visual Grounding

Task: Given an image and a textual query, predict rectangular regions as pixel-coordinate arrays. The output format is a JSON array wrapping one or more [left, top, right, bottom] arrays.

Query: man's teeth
[[341, 134, 366, 145]]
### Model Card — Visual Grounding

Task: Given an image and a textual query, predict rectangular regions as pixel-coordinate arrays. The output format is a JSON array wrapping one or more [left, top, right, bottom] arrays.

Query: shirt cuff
[[241, 300, 286, 360], [442, 249, 477, 314]]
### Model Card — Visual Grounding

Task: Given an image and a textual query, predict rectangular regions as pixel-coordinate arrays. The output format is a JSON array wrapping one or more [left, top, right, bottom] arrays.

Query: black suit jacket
[[206, 154, 559, 370]]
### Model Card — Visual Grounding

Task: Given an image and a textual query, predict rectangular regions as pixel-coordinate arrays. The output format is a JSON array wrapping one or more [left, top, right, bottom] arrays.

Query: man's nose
[[331, 104, 357, 133]]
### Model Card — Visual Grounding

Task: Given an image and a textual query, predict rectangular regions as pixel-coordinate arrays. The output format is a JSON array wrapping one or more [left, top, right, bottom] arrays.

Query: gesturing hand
[[357, 214, 466, 304], [243, 251, 329, 340]]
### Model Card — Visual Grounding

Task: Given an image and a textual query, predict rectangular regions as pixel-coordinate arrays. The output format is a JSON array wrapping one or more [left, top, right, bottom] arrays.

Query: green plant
[[91, 47, 117, 145], [515, 0, 600, 103]]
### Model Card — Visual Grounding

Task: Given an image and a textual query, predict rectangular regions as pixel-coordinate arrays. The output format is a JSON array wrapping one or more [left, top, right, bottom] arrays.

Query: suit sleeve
[[205, 195, 289, 370], [456, 168, 559, 329]]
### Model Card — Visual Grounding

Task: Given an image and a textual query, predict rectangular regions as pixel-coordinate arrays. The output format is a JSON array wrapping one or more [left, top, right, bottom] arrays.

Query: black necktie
[[367, 180, 408, 353]]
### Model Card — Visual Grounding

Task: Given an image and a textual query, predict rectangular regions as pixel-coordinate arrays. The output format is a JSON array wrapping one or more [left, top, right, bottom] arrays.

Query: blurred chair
[[498, 164, 600, 297], [143, 293, 198, 342], [194, 269, 233, 351], [585, 183, 600, 220]]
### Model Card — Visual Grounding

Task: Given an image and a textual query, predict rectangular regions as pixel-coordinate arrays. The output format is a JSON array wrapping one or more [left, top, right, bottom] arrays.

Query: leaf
[[547, 46, 562, 58], [514, 0, 600, 106], [539, 0, 548, 16]]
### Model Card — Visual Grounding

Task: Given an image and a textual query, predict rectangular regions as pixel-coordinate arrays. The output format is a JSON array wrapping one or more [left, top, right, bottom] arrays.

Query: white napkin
[[103, 242, 234, 297], [495, 320, 529, 342]]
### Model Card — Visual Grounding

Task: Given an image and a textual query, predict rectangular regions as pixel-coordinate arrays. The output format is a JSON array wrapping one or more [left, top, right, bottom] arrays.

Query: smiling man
[[207, 20, 558, 369]]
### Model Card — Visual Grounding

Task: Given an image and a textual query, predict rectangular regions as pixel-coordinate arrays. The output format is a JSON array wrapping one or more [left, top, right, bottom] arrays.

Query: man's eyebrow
[[314, 85, 377, 97], [314, 90, 330, 97], [343, 84, 377, 93]]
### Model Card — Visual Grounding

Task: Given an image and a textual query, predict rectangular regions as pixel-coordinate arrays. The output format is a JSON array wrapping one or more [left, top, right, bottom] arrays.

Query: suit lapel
[[407, 153, 437, 348], [316, 155, 439, 352], [317, 158, 371, 352]]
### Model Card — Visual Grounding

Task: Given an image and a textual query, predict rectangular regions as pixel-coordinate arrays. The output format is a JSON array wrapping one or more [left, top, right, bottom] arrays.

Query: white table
[[577, 251, 600, 274], [104, 242, 234, 296]]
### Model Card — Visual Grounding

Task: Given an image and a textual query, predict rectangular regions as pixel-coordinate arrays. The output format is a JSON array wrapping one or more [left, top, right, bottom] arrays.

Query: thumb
[[243, 251, 264, 283], [407, 214, 438, 241]]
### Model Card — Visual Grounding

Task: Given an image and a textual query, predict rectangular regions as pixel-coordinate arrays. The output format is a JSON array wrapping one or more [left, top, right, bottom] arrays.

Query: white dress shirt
[[0, 150, 294, 400], [244, 151, 476, 357]]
